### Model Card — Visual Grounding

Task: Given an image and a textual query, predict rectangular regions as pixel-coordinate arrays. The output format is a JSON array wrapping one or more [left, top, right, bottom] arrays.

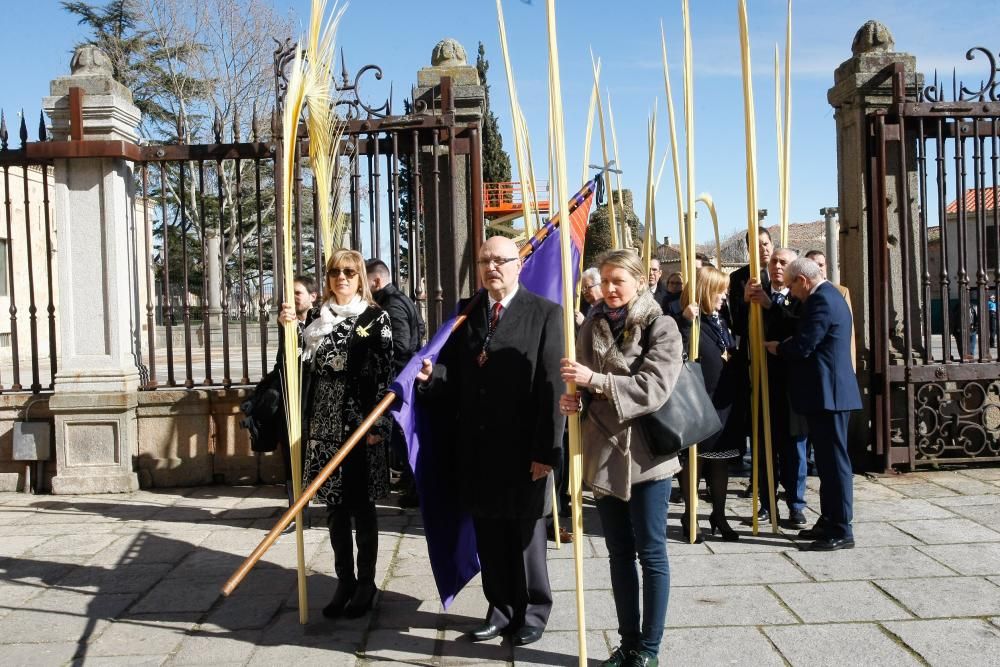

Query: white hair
[[581, 267, 601, 286], [786, 257, 822, 283]]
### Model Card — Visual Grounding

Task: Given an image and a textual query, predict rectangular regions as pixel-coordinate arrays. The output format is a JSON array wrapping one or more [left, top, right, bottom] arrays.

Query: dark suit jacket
[[373, 283, 421, 378], [777, 281, 862, 414], [420, 285, 564, 520], [727, 263, 770, 346]]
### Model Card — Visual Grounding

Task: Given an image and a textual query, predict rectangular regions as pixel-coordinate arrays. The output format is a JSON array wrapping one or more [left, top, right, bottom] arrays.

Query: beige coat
[[577, 290, 683, 502]]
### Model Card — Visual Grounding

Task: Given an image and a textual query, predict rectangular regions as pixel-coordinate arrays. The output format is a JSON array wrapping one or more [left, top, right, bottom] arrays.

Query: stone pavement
[[4, 469, 1000, 666]]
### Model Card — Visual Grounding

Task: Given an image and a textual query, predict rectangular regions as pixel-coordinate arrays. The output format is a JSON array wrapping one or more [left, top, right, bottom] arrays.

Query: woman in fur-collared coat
[[559, 250, 683, 667]]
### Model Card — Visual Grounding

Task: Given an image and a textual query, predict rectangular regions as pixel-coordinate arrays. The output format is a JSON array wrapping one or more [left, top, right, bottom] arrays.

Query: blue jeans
[[595, 478, 671, 655], [761, 433, 808, 514]]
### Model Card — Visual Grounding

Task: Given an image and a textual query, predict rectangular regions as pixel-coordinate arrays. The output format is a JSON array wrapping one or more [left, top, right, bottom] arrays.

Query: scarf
[[598, 303, 630, 343], [704, 311, 733, 351], [301, 295, 368, 361]]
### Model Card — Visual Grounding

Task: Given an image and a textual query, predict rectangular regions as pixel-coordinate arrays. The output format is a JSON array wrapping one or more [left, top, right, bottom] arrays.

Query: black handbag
[[239, 368, 286, 453], [633, 327, 723, 458]]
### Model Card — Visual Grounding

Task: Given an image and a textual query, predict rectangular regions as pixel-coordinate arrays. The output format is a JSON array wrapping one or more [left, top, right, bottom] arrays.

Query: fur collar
[[590, 290, 662, 374]]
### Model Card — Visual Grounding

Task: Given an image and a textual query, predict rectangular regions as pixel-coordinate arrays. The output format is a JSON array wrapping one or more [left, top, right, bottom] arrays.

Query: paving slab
[[86, 615, 197, 657], [510, 630, 608, 666], [958, 468, 1000, 481], [893, 482, 960, 499], [0, 641, 80, 665], [363, 626, 439, 665], [170, 629, 262, 666], [947, 502, 1000, 527], [891, 517, 1000, 544], [437, 628, 511, 665], [884, 619, 1000, 667], [918, 542, 1000, 575], [769, 581, 912, 623], [852, 498, 955, 522], [660, 627, 785, 666], [667, 584, 797, 626], [876, 576, 1000, 618], [922, 473, 1000, 496], [787, 546, 955, 581], [763, 623, 923, 667], [670, 552, 809, 586], [928, 493, 1000, 507]]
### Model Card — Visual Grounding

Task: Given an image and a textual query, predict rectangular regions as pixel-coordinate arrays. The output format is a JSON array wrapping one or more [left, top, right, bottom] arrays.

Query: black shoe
[[669, 487, 682, 503], [745, 507, 774, 526], [513, 625, 544, 646], [343, 580, 377, 618], [322, 579, 357, 618], [626, 650, 658, 667], [601, 646, 630, 667], [398, 491, 420, 508], [798, 524, 827, 540], [468, 622, 502, 642], [801, 536, 855, 551], [679, 514, 704, 544], [785, 510, 808, 529], [741, 485, 753, 499], [709, 512, 740, 542]]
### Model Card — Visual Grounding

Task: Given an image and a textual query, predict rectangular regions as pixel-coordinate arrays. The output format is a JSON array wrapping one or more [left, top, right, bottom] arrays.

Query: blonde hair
[[681, 266, 729, 315], [324, 248, 375, 306], [596, 249, 647, 294]]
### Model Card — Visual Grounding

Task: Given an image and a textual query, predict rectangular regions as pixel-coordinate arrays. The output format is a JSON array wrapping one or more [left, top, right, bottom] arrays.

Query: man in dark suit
[[724, 227, 773, 467], [748, 248, 808, 528], [765, 257, 861, 551], [648, 257, 669, 311], [367, 259, 423, 507], [416, 235, 563, 646]]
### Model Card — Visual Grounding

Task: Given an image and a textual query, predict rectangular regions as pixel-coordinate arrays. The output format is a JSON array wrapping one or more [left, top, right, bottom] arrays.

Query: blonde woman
[[279, 249, 393, 619], [559, 250, 683, 667]]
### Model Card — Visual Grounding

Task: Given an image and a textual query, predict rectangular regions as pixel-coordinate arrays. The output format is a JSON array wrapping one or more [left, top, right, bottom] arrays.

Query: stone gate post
[[827, 21, 923, 466], [43, 46, 142, 493]]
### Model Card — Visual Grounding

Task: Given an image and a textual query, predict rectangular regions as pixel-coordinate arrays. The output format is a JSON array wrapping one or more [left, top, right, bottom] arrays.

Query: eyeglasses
[[583, 283, 600, 291], [328, 267, 359, 279], [477, 256, 518, 268]]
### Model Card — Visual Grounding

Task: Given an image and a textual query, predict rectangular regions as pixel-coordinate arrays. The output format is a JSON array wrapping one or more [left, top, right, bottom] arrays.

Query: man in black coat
[[367, 259, 424, 507], [416, 235, 563, 647]]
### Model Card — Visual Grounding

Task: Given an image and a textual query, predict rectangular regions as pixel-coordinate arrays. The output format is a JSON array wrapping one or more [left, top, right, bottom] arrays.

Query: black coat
[[727, 263, 770, 349], [420, 286, 564, 520], [373, 283, 422, 378]]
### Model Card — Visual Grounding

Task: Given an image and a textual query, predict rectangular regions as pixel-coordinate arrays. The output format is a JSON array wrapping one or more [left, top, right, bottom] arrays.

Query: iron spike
[[251, 102, 260, 142], [213, 105, 223, 143], [0, 110, 7, 151], [37, 110, 47, 141], [177, 109, 187, 143], [19, 110, 28, 146], [340, 47, 349, 87], [232, 106, 241, 143]]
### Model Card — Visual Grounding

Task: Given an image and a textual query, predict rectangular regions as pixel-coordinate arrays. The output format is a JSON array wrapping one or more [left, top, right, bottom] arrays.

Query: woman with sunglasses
[[279, 249, 393, 619]]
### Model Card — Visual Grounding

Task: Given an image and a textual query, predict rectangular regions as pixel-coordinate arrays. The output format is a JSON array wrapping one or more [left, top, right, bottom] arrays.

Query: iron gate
[[869, 53, 1000, 469]]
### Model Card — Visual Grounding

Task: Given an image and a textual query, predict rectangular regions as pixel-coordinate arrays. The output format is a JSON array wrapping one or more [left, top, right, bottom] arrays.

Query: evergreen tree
[[476, 42, 511, 186]]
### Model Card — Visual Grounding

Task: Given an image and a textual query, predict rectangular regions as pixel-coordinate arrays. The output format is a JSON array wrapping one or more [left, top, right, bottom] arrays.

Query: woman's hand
[[559, 392, 582, 415], [366, 433, 382, 445], [415, 358, 433, 383], [278, 302, 296, 324], [560, 358, 594, 386], [574, 310, 585, 326], [683, 303, 699, 321]]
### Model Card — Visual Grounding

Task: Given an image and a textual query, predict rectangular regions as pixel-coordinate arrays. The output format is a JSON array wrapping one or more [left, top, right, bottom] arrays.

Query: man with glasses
[[416, 235, 563, 647], [577, 266, 603, 325], [648, 258, 669, 311]]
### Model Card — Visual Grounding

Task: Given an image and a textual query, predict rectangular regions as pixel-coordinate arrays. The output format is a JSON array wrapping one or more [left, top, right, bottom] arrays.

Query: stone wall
[[0, 390, 285, 492]]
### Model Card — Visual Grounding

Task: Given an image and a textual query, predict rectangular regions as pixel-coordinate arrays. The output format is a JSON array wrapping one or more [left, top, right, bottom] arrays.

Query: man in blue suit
[[764, 257, 861, 551]]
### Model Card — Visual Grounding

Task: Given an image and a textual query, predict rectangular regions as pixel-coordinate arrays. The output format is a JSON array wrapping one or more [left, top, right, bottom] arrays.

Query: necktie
[[771, 291, 785, 306], [490, 302, 503, 329]]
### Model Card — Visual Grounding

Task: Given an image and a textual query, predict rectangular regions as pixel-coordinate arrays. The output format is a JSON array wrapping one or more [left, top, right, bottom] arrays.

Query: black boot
[[322, 578, 357, 618], [344, 579, 377, 618], [344, 503, 379, 618]]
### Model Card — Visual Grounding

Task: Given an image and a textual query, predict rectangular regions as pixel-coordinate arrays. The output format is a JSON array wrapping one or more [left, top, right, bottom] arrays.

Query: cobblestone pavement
[[4, 469, 1000, 665]]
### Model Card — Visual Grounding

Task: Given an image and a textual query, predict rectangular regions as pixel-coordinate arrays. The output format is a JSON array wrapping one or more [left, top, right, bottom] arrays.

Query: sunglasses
[[328, 267, 359, 279]]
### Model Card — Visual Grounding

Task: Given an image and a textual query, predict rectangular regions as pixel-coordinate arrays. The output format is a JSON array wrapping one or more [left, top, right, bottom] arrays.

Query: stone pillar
[[820, 206, 841, 284], [43, 46, 141, 493], [205, 230, 223, 328], [412, 38, 485, 330], [827, 21, 923, 465]]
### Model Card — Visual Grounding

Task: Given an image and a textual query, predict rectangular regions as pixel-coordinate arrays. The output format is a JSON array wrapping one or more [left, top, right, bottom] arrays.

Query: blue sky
[[6, 0, 1000, 243]]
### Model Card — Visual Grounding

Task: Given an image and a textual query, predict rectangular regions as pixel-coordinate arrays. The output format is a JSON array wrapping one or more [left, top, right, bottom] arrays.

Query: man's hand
[[560, 358, 594, 386], [530, 461, 552, 482], [764, 341, 779, 355], [747, 282, 771, 309], [278, 302, 297, 324], [415, 358, 433, 383], [366, 434, 382, 446]]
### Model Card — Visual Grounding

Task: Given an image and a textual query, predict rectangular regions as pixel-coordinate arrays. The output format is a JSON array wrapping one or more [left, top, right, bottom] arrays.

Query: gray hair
[[772, 247, 799, 261], [581, 267, 601, 287], [786, 257, 823, 284]]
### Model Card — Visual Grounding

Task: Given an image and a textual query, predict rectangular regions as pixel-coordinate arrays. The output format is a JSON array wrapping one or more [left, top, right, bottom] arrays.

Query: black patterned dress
[[302, 306, 393, 508]]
